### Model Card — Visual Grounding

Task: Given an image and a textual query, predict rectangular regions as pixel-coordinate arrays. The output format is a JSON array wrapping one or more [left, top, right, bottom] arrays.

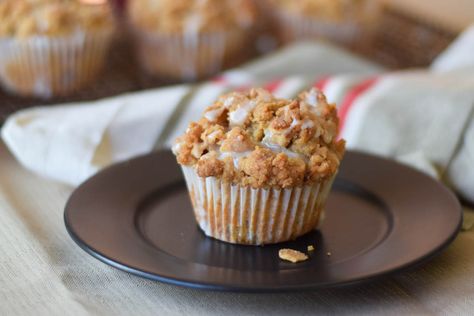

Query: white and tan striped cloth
[[2, 27, 474, 204]]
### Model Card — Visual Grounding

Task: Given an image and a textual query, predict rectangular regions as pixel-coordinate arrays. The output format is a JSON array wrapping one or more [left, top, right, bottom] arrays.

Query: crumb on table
[[307, 245, 315, 252], [279, 248, 308, 263]]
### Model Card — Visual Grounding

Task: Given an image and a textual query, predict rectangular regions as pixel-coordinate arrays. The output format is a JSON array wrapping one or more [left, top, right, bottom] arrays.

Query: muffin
[[0, 0, 115, 98], [173, 88, 345, 245], [128, 0, 257, 81], [268, 0, 375, 48]]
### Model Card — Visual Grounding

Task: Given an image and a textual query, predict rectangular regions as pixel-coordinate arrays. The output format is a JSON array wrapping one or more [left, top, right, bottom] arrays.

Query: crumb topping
[[279, 248, 308, 263], [128, 0, 257, 34], [0, 0, 113, 38], [174, 88, 345, 189]]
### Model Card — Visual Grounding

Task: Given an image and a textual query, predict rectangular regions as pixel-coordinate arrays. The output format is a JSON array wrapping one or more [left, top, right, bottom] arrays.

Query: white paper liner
[[182, 166, 336, 245], [133, 28, 251, 81], [0, 30, 113, 98], [275, 10, 361, 46]]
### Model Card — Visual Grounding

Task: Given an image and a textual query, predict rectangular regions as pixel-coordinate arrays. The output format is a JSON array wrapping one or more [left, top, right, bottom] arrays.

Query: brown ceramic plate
[[64, 150, 462, 292]]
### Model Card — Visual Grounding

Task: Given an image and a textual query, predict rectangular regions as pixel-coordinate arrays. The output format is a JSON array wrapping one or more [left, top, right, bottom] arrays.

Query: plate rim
[[64, 150, 463, 292]]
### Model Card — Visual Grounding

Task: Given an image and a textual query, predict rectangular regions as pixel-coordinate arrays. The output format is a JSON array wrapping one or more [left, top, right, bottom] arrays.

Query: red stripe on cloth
[[338, 77, 379, 133], [211, 75, 228, 85], [264, 78, 284, 92], [314, 76, 330, 92]]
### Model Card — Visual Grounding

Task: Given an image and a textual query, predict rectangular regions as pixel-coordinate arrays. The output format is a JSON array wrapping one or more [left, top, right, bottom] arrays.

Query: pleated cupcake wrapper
[[133, 29, 250, 81], [275, 10, 361, 46], [182, 166, 335, 245], [0, 31, 113, 98]]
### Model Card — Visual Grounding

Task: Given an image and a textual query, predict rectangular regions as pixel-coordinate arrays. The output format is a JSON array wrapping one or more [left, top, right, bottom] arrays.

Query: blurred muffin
[[0, 0, 115, 98], [268, 0, 375, 48], [128, 0, 257, 81], [173, 87, 345, 245]]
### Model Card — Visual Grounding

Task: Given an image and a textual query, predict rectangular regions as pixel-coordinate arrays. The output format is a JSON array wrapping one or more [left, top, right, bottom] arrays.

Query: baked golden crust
[[0, 0, 113, 38], [128, 0, 257, 33], [174, 88, 345, 189]]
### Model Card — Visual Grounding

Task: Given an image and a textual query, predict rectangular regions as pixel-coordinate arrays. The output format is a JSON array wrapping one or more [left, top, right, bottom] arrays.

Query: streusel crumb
[[279, 248, 308, 263], [173, 88, 345, 189]]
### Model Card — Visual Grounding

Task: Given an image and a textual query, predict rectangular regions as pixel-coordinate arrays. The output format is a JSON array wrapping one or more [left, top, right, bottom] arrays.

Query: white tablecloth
[[1, 141, 473, 316]]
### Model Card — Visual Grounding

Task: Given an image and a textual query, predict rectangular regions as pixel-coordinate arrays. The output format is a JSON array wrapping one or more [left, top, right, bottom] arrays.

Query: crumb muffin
[[173, 88, 345, 245], [268, 0, 375, 48], [0, 0, 115, 98], [128, 0, 257, 81]]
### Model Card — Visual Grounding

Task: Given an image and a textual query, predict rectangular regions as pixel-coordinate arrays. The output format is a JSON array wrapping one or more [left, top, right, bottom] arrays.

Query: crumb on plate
[[279, 248, 308, 263], [307, 245, 315, 252]]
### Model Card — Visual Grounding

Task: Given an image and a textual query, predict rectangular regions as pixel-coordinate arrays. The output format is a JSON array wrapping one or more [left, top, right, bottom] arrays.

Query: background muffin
[[173, 88, 345, 245], [128, 0, 257, 81], [267, 0, 377, 49], [0, 0, 115, 98]]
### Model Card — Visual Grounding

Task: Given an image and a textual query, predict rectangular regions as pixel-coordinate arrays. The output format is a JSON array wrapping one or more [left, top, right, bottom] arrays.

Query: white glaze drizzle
[[204, 107, 225, 122], [261, 129, 305, 160], [206, 129, 221, 140], [223, 96, 235, 108], [229, 100, 256, 126], [305, 88, 318, 106], [172, 142, 182, 155], [283, 117, 301, 135], [219, 151, 252, 168]]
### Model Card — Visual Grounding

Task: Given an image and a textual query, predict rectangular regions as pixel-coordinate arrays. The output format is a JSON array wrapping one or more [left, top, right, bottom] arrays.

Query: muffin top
[[128, 0, 257, 34], [173, 88, 346, 189], [0, 0, 114, 38], [270, 0, 365, 20]]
